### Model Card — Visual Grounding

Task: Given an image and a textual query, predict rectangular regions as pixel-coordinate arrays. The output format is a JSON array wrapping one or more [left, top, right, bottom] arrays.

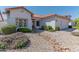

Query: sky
[[0, 6, 79, 20], [27, 6, 79, 20]]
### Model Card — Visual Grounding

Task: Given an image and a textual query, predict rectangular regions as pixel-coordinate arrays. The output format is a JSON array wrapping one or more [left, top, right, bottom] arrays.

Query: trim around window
[[16, 18, 27, 27]]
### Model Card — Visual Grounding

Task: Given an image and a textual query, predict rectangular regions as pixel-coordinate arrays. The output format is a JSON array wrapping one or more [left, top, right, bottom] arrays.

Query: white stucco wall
[[2, 13, 8, 22], [35, 16, 69, 30], [69, 22, 75, 26], [6, 9, 32, 29], [55, 17, 69, 29], [40, 17, 56, 29]]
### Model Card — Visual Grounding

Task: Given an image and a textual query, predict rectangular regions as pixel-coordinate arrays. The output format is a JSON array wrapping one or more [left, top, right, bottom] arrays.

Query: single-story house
[[32, 14, 71, 30], [0, 7, 71, 30]]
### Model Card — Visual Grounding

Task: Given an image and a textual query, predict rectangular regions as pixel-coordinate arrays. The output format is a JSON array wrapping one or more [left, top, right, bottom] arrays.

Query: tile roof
[[32, 14, 54, 19], [5, 6, 33, 14], [4, 7, 71, 21], [5, 6, 24, 10], [32, 14, 71, 21]]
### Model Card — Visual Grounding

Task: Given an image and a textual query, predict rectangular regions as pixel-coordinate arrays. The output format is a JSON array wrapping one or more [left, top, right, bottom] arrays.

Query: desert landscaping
[[0, 6, 79, 52], [0, 29, 79, 52]]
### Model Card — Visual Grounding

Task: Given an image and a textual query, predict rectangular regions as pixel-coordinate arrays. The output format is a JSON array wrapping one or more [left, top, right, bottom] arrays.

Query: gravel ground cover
[[51, 31, 79, 52], [5, 33, 54, 52], [40, 31, 71, 52], [0, 29, 79, 52]]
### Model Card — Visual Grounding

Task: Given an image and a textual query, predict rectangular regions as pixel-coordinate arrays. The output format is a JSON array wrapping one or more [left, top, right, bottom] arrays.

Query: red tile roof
[[5, 6, 24, 10], [32, 14, 55, 19], [5, 6, 33, 14], [32, 14, 70, 21], [5, 7, 71, 21]]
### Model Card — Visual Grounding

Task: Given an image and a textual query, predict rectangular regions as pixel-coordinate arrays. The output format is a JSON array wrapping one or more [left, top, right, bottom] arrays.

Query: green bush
[[0, 43, 7, 49], [55, 26, 60, 31], [41, 25, 48, 30], [73, 26, 79, 30], [47, 26, 54, 32], [72, 18, 79, 30], [16, 40, 29, 49], [41, 25, 54, 32], [17, 27, 32, 33], [1, 25, 16, 34]]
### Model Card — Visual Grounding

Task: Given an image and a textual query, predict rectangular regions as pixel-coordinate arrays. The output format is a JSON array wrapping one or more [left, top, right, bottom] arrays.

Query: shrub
[[73, 26, 79, 30], [72, 18, 79, 30], [47, 26, 54, 32], [0, 29, 2, 34], [1, 25, 16, 34], [0, 43, 7, 49], [16, 40, 30, 49], [41, 25, 48, 30], [17, 27, 32, 33], [41, 25, 54, 32], [55, 26, 60, 31]]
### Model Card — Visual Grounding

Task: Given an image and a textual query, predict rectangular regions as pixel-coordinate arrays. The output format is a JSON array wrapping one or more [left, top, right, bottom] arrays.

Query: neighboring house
[[32, 14, 71, 30], [0, 7, 71, 30]]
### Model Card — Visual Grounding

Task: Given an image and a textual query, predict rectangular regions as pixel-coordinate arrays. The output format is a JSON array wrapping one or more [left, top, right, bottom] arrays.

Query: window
[[24, 19, 26, 27], [16, 18, 27, 27], [19, 19, 23, 27], [16, 18, 19, 27], [36, 21, 40, 26]]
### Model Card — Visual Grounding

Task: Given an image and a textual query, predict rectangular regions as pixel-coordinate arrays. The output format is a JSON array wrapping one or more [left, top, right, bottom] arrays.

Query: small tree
[[73, 18, 79, 25], [72, 18, 79, 30]]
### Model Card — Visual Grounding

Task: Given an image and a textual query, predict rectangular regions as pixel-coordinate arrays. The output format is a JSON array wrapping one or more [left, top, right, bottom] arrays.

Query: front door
[[36, 21, 40, 29]]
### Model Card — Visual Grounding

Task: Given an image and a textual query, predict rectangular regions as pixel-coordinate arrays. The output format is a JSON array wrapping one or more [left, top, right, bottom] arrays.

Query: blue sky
[[27, 6, 79, 20], [0, 6, 79, 20]]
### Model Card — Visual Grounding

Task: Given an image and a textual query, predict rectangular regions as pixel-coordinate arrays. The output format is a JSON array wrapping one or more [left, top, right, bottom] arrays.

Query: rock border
[[39, 31, 71, 52]]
